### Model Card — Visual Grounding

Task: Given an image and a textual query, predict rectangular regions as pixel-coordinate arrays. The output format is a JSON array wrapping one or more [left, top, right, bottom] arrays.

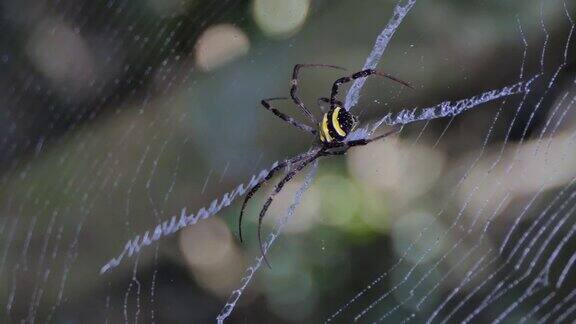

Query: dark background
[[0, 0, 575, 322]]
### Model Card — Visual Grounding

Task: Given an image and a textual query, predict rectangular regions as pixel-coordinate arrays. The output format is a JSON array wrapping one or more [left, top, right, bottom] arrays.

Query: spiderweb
[[327, 1, 576, 323], [0, 0, 575, 323]]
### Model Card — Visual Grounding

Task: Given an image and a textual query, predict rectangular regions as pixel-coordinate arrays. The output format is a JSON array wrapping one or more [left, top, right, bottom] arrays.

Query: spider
[[238, 64, 412, 266]]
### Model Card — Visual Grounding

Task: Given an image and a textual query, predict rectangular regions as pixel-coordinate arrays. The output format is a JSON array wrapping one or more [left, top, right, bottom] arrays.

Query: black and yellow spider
[[239, 64, 411, 265]]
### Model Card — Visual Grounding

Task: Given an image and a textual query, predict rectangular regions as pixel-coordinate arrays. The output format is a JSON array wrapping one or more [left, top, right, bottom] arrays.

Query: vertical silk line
[[216, 161, 318, 324], [344, 0, 417, 111]]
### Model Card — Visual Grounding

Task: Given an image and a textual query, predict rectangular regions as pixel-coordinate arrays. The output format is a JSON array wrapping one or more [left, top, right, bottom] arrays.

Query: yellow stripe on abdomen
[[331, 107, 347, 137], [321, 113, 333, 142]]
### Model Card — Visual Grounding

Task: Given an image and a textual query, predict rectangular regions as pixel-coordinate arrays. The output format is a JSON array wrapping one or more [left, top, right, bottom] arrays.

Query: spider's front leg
[[261, 97, 317, 135], [330, 69, 412, 107], [290, 64, 346, 122]]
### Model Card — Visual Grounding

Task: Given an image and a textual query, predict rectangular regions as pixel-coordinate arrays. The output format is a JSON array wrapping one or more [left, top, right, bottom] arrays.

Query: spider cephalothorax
[[239, 64, 411, 266]]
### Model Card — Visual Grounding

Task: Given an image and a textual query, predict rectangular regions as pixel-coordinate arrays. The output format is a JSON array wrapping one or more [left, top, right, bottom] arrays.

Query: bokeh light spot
[[317, 174, 361, 228], [267, 178, 321, 234], [265, 269, 317, 321], [179, 217, 245, 297], [347, 137, 445, 208], [195, 24, 250, 72], [391, 211, 446, 264], [252, 0, 309, 39], [26, 19, 96, 97]]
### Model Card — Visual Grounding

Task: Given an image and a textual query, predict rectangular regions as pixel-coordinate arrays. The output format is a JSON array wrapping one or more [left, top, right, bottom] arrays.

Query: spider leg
[[345, 127, 402, 148], [261, 97, 317, 135], [258, 152, 321, 267], [290, 64, 347, 123], [238, 151, 314, 242], [330, 69, 413, 107], [320, 149, 347, 157]]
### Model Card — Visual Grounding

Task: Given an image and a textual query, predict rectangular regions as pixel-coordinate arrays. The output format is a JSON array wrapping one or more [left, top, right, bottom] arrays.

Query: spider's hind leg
[[238, 151, 314, 242], [257, 152, 321, 267]]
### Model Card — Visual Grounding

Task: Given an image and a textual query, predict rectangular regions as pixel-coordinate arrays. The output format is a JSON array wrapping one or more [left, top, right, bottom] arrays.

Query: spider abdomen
[[319, 106, 355, 143]]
